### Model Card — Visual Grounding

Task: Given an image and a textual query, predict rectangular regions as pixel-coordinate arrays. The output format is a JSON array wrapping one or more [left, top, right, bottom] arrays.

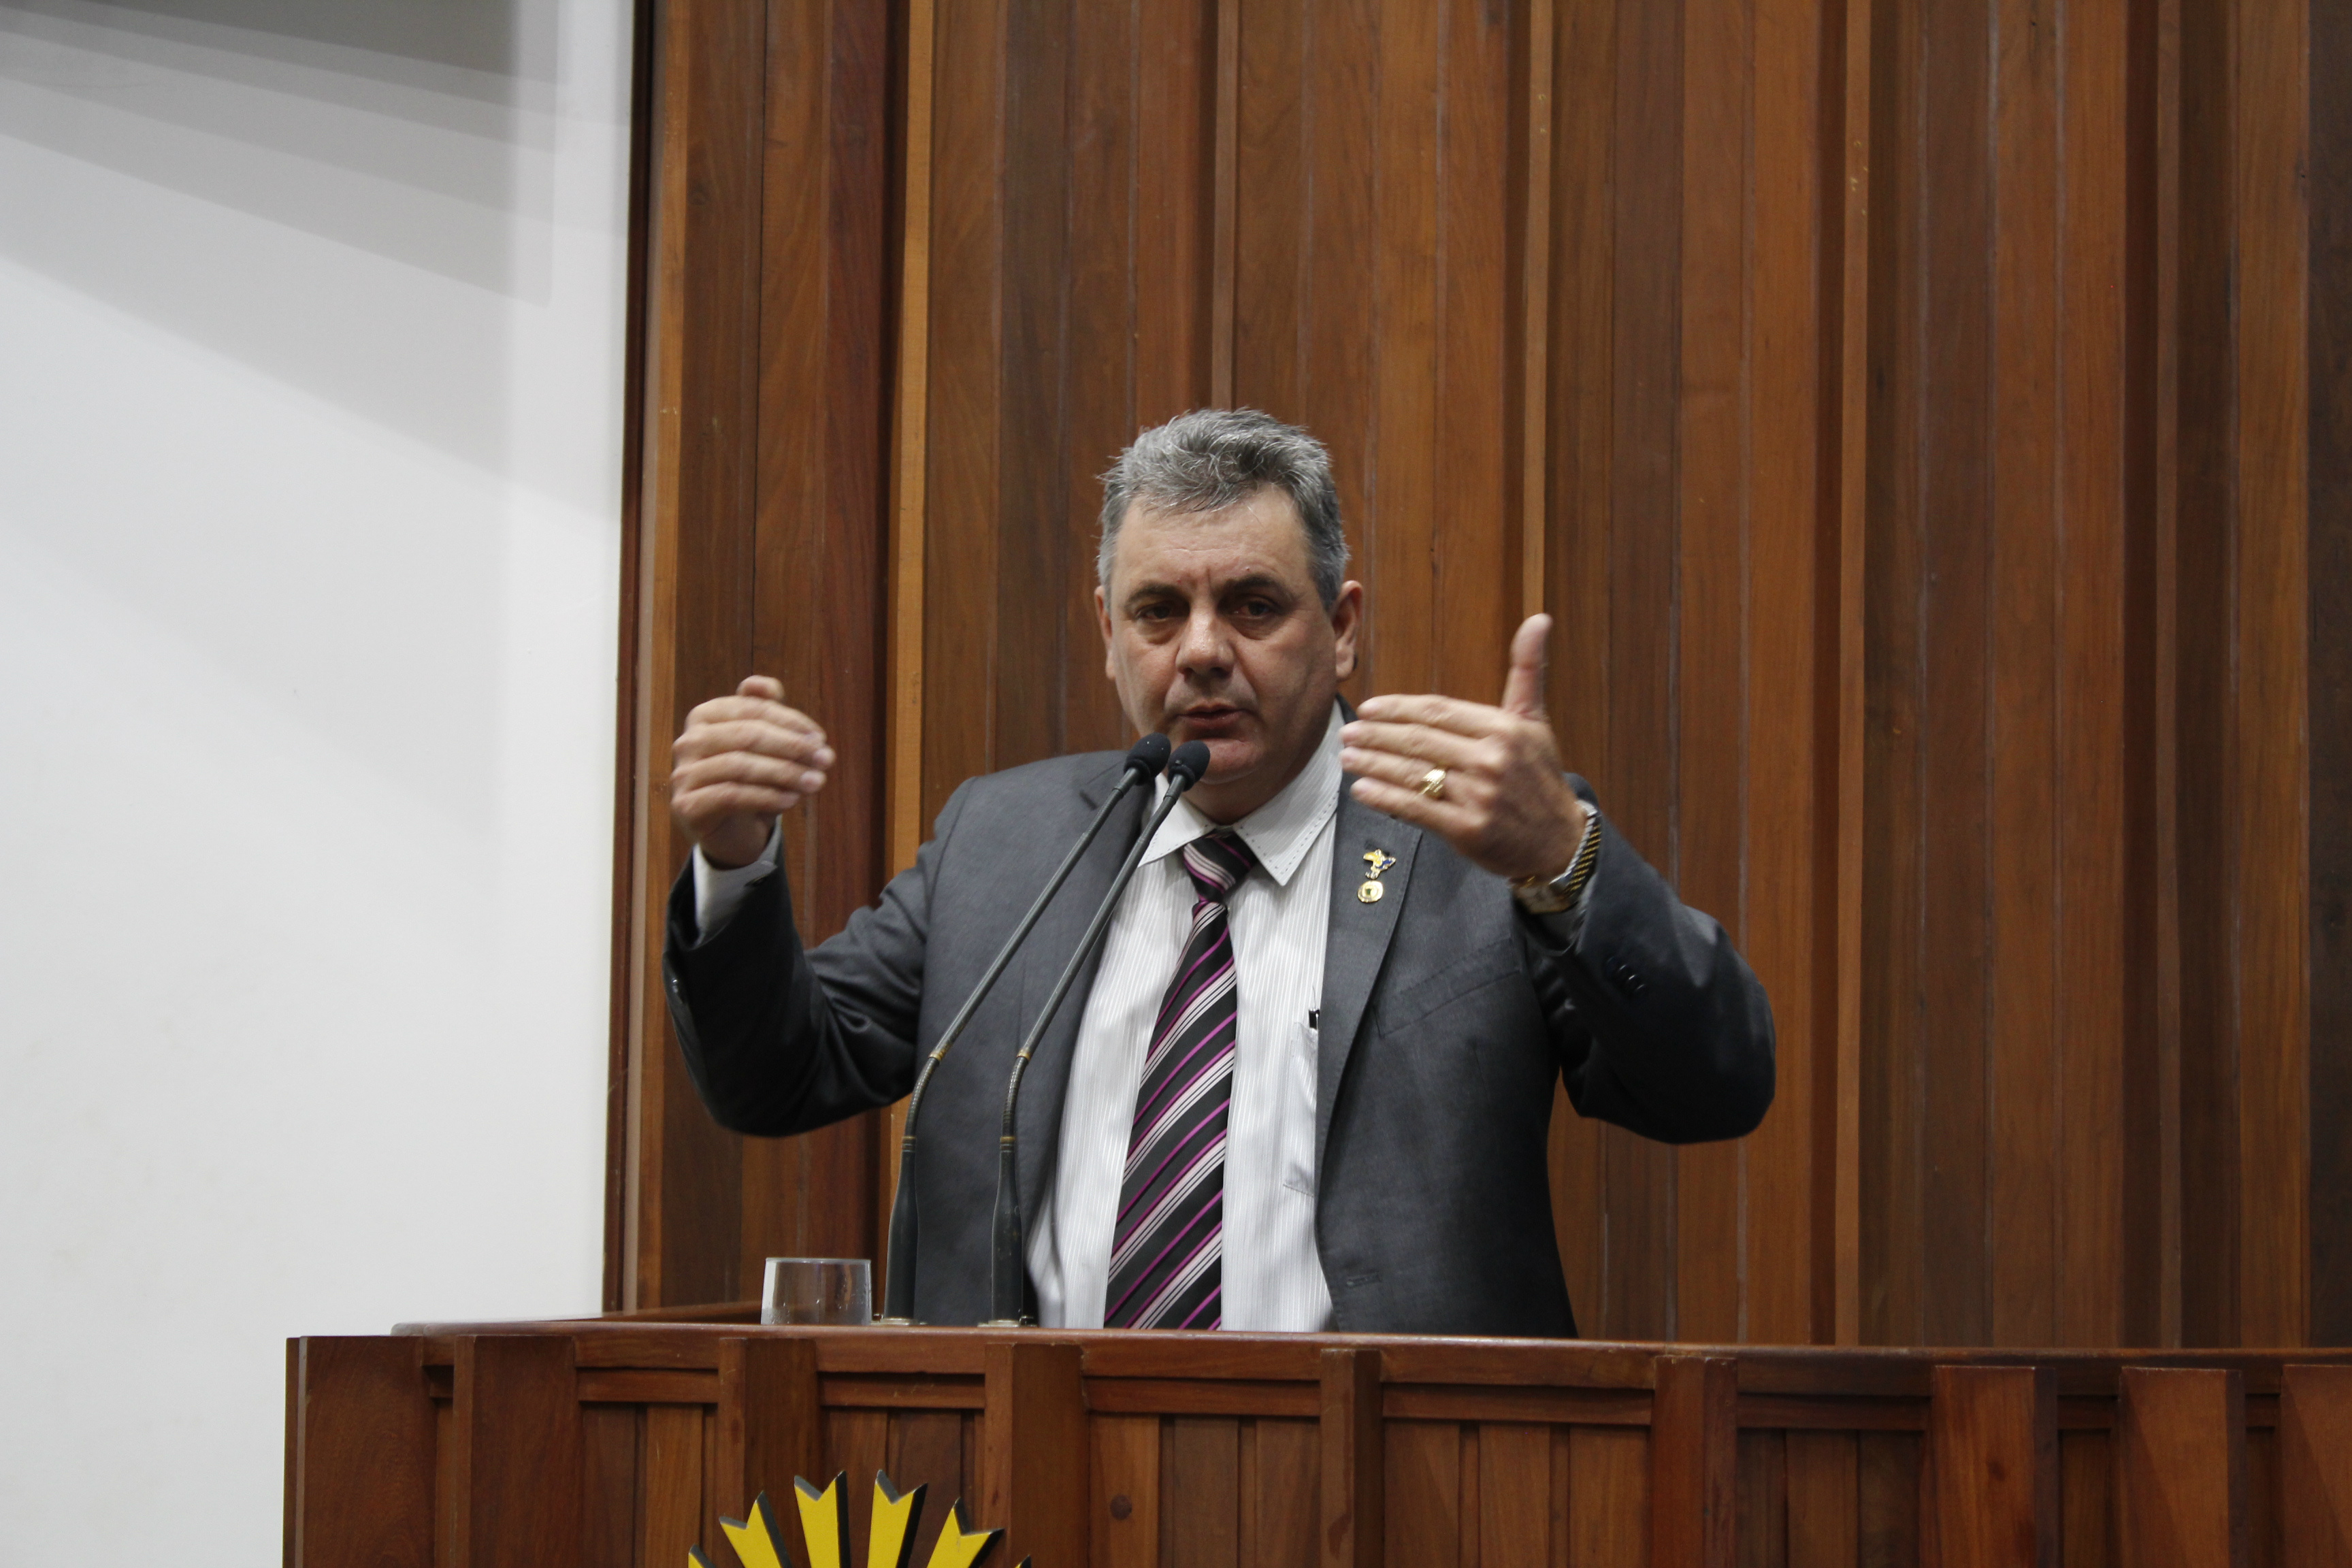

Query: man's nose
[[1176, 606, 1234, 674]]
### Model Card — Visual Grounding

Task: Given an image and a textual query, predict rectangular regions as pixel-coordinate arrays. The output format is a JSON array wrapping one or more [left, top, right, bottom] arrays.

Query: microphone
[[877, 732, 1171, 1322], [987, 740, 1212, 1324]]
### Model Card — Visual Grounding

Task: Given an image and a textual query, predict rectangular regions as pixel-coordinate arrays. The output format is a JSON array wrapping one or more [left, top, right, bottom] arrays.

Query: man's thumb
[[1500, 615, 1551, 717]]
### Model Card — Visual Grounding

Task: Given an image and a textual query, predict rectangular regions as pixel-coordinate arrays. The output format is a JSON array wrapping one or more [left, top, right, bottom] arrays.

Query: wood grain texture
[[983, 1339, 1088, 1568], [2280, 1366, 2352, 1568], [1927, 1365, 2057, 1568], [450, 1337, 583, 1568], [1166, 1417, 1243, 1566], [1652, 1356, 1737, 1568], [610, 0, 2342, 1352], [1566, 1426, 1647, 1568], [641, 1404, 706, 1568], [1322, 1347, 1384, 1568], [1786, 1431, 1860, 1568], [286, 1338, 434, 1568], [2312, 0, 2352, 1355], [2115, 1367, 2248, 1568], [716, 1336, 822, 1568], [583, 1405, 641, 1568], [1093, 1414, 1161, 1568]]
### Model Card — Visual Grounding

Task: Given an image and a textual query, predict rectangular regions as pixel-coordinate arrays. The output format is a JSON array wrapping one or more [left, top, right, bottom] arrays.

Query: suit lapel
[[1013, 757, 1145, 1220], [1315, 785, 1419, 1171]]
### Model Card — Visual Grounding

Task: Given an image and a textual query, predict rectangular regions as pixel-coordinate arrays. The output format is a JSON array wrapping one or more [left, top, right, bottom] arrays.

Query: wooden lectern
[[287, 1311, 2352, 1567]]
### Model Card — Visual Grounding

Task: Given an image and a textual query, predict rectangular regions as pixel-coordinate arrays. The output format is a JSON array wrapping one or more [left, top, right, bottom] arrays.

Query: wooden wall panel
[[612, 0, 2344, 1350], [616, 0, 898, 1311]]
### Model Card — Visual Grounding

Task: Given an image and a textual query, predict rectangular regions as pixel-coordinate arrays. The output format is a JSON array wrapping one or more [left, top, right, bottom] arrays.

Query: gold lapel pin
[[1358, 848, 1397, 902]]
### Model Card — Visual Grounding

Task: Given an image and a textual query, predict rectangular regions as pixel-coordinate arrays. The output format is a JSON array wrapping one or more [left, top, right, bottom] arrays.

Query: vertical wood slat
[[1928, 1365, 2057, 1568], [1785, 1432, 1859, 1568], [877, 0, 943, 1239], [1256, 1420, 1324, 1568], [1651, 1355, 1737, 1568], [582, 1405, 640, 1568], [1827, 0, 1875, 1354], [1384, 1421, 1460, 1565], [983, 1340, 1088, 1568], [626, 0, 771, 1312], [1479, 1422, 1553, 1568], [1567, 1426, 1648, 1568], [449, 1337, 582, 1568], [716, 1337, 822, 1568], [2229, 0, 2313, 1354], [2311, 0, 2352, 1354], [642, 1404, 707, 1568], [1165, 1418, 1243, 1566], [1322, 1348, 1384, 1568], [2115, 1367, 2248, 1568], [891, 1409, 974, 1568], [2281, 1366, 2352, 1567], [1094, 1415, 1161, 1568], [285, 1338, 434, 1568]]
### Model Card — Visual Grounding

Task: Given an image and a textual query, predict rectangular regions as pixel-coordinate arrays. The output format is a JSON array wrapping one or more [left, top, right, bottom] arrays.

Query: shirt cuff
[[691, 822, 782, 941]]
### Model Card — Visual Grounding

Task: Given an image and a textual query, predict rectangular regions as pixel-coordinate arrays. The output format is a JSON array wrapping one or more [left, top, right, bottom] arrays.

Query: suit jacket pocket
[[1283, 1018, 1318, 1196], [1368, 938, 1524, 1036]]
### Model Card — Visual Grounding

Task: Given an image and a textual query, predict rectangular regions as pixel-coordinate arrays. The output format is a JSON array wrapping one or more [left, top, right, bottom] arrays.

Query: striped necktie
[[1104, 828, 1257, 1330]]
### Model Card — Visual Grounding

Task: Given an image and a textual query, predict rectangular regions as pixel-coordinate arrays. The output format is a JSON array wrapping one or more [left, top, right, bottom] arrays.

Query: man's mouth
[[1175, 704, 1250, 731]]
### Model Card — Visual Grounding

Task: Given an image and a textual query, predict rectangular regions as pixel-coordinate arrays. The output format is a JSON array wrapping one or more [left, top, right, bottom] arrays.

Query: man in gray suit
[[664, 409, 1772, 1336]]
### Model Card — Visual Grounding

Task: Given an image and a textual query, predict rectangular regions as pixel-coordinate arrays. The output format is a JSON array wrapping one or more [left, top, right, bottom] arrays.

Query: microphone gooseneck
[[878, 733, 1171, 1323], [987, 740, 1213, 1324]]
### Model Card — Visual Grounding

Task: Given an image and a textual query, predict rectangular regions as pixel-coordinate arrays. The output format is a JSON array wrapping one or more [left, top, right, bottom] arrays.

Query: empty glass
[[761, 1257, 873, 1325]]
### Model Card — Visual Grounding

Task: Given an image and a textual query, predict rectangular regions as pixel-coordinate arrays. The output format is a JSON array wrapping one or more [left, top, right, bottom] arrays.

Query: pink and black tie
[[1104, 828, 1256, 1330]]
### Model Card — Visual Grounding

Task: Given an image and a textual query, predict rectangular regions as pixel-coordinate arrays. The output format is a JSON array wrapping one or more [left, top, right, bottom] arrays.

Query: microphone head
[[1124, 732, 1173, 779], [1166, 740, 1212, 789]]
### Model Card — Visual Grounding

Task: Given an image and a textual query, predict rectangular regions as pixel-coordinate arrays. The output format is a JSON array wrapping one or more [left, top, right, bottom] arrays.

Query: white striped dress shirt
[[1028, 704, 1343, 1331]]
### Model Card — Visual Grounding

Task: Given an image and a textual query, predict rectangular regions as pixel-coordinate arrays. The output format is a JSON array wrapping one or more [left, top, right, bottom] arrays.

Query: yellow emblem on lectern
[[690, 1470, 1020, 1568]]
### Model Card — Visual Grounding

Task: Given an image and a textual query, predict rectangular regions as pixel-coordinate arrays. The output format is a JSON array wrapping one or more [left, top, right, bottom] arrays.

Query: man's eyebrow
[[1218, 573, 1290, 598], [1120, 581, 1183, 612], [1120, 571, 1293, 614]]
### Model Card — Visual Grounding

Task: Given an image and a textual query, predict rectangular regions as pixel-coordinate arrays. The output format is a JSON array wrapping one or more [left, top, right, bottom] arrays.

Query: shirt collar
[[1141, 702, 1343, 888]]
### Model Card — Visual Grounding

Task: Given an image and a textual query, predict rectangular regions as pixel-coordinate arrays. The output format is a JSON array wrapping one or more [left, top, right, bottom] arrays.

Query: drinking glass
[[761, 1257, 872, 1325]]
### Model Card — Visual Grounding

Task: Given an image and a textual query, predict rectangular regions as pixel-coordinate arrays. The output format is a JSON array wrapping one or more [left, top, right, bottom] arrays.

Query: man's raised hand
[[1338, 615, 1590, 884], [670, 676, 835, 869]]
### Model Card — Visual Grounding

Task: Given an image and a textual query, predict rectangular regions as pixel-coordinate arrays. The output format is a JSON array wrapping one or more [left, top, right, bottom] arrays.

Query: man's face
[[1095, 488, 1362, 823]]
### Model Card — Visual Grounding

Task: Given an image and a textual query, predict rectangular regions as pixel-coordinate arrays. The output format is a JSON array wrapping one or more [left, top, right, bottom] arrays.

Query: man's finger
[[1499, 614, 1551, 718], [676, 782, 804, 820], [674, 719, 834, 768], [675, 750, 828, 796], [738, 674, 785, 702], [1349, 774, 1471, 836], [1339, 720, 1488, 774], [685, 694, 827, 738], [1353, 692, 1507, 734]]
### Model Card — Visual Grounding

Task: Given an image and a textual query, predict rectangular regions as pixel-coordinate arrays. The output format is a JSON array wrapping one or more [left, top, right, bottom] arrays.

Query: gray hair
[[1096, 408, 1349, 607]]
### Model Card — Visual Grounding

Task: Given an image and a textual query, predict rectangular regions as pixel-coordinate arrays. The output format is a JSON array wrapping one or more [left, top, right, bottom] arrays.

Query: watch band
[[1512, 808, 1601, 915]]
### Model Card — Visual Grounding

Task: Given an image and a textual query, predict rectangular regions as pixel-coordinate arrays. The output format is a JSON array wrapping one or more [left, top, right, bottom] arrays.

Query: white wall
[[0, 0, 628, 1556]]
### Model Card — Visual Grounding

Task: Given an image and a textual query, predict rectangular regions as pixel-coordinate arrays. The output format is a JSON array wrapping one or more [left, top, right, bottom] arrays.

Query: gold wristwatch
[[1511, 810, 1601, 915]]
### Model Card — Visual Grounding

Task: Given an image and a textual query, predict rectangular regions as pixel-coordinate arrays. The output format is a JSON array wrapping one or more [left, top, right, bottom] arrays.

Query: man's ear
[[1328, 580, 1365, 682], [1096, 585, 1116, 678]]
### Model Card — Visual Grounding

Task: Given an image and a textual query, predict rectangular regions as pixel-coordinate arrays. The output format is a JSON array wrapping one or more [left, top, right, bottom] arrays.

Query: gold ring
[[1418, 767, 1448, 800]]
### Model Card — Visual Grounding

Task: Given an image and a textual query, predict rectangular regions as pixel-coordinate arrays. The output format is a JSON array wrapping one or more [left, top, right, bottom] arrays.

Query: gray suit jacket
[[664, 750, 1774, 1337]]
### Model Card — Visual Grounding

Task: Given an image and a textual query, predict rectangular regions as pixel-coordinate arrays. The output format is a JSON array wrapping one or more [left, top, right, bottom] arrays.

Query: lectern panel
[[287, 1324, 2352, 1568]]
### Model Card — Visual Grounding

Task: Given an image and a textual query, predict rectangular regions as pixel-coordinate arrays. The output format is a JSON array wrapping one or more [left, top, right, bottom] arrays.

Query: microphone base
[[872, 1316, 919, 1328], [977, 1317, 1036, 1328]]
